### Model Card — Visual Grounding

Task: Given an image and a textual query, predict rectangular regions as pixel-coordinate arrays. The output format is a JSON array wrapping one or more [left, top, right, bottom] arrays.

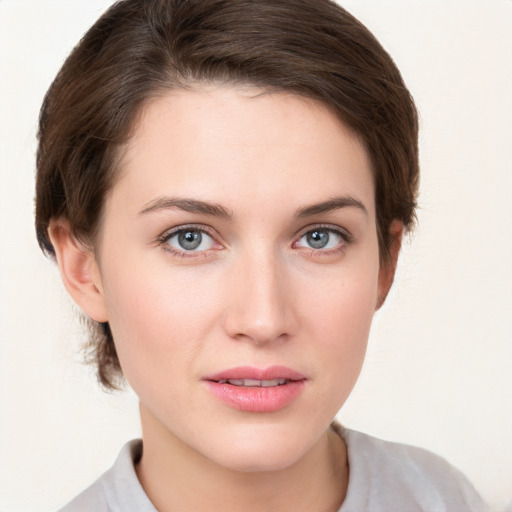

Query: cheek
[[300, 261, 379, 383], [303, 256, 379, 333], [99, 261, 207, 380]]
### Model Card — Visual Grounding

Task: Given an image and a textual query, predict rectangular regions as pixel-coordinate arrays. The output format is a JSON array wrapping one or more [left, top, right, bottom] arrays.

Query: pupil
[[307, 230, 329, 249], [178, 230, 202, 250]]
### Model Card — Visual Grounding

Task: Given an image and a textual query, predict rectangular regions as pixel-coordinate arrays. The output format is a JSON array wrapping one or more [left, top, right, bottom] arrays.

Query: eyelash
[[156, 224, 353, 258], [156, 224, 220, 258], [293, 224, 353, 257]]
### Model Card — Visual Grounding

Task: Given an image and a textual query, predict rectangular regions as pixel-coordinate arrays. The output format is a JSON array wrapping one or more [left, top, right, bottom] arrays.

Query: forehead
[[111, 86, 375, 218]]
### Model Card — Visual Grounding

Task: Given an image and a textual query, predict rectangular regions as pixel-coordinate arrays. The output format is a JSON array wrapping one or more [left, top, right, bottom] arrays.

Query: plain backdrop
[[0, 1, 511, 511]]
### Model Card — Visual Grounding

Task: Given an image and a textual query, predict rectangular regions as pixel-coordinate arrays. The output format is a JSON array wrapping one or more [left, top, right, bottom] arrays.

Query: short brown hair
[[35, 0, 419, 389]]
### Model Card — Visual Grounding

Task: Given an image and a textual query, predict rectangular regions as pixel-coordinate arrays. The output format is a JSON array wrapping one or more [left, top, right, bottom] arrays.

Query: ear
[[48, 219, 109, 322], [376, 220, 404, 310]]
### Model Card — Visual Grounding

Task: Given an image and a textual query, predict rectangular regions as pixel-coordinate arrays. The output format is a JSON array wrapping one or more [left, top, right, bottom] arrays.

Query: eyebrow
[[138, 195, 367, 219], [138, 197, 232, 218], [295, 196, 368, 218]]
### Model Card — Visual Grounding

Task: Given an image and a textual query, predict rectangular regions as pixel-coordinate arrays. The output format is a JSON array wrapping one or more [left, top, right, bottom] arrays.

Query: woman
[[35, 0, 485, 510]]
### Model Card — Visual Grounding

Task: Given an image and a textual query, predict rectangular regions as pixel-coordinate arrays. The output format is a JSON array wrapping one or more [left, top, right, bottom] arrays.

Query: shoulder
[[58, 478, 108, 512], [335, 424, 487, 512], [58, 439, 156, 512]]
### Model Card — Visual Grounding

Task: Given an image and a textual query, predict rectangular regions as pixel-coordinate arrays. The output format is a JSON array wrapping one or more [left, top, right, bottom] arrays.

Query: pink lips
[[203, 366, 306, 413]]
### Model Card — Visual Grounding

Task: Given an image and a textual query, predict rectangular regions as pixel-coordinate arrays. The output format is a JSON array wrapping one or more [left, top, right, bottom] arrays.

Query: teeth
[[240, 378, 260, 387], [261, 379, 287, 387], [227, 379, 246, 386], [220, 378, 288, 387]]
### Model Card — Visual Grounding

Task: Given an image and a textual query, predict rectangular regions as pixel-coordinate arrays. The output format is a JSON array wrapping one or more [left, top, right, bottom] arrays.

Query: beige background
[[0, 1, 511, 510]]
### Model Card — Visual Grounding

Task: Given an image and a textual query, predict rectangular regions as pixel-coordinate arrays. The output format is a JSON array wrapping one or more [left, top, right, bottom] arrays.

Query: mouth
[[203, 366, 306, 412], [215, 378, 290, 387]]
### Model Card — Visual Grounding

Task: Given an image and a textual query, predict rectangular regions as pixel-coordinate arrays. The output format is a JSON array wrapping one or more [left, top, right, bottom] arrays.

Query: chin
[[213, 445, 306, 474], [203, 421, 320, 473]]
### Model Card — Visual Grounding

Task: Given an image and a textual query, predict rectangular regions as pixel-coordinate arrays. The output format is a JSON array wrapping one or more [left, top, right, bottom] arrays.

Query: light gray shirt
[[59, 426, 486, 512]]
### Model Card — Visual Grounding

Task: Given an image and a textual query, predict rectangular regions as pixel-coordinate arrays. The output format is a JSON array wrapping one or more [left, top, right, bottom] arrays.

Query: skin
[[50, 86, 401, 512]]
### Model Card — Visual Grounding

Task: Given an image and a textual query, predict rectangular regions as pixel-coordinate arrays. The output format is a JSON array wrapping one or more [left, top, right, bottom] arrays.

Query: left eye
[[296, 228, 344, 250], [165, 229, 216, 251]]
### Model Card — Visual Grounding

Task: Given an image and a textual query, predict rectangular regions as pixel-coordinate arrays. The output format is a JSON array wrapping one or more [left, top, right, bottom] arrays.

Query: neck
[[135, 407, 348, 512]]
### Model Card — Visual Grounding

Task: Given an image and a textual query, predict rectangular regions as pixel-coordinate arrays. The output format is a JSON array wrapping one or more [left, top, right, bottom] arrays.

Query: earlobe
[[48, 219, 109, 322], [376, 220, 404, 310]]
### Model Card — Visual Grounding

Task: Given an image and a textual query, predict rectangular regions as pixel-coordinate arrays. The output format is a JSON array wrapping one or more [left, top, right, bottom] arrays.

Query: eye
[[295, 228, 347, 251], [164, 228, 216, 252]]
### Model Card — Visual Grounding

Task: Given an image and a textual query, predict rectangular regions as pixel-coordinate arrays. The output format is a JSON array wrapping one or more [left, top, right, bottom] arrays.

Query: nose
[[223, 248, 297, 345]]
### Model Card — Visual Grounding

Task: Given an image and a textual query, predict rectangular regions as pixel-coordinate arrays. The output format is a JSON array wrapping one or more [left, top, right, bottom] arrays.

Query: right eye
[[162, 228, 217, 253]]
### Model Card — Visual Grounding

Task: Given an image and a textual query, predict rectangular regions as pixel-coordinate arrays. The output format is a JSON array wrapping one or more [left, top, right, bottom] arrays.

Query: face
[[92, 86, 390, 472]]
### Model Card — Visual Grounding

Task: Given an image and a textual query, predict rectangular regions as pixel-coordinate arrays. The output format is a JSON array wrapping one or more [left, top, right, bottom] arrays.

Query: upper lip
[[204, 365, 306, 382]]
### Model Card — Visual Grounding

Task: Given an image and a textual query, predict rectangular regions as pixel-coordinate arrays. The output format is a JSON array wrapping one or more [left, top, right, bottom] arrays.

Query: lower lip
[[204, 380, 305, 412]]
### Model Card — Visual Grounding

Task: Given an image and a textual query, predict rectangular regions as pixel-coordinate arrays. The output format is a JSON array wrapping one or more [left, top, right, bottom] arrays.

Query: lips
[[203, 366, 306, 413], [217, 378, 288, 387]]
